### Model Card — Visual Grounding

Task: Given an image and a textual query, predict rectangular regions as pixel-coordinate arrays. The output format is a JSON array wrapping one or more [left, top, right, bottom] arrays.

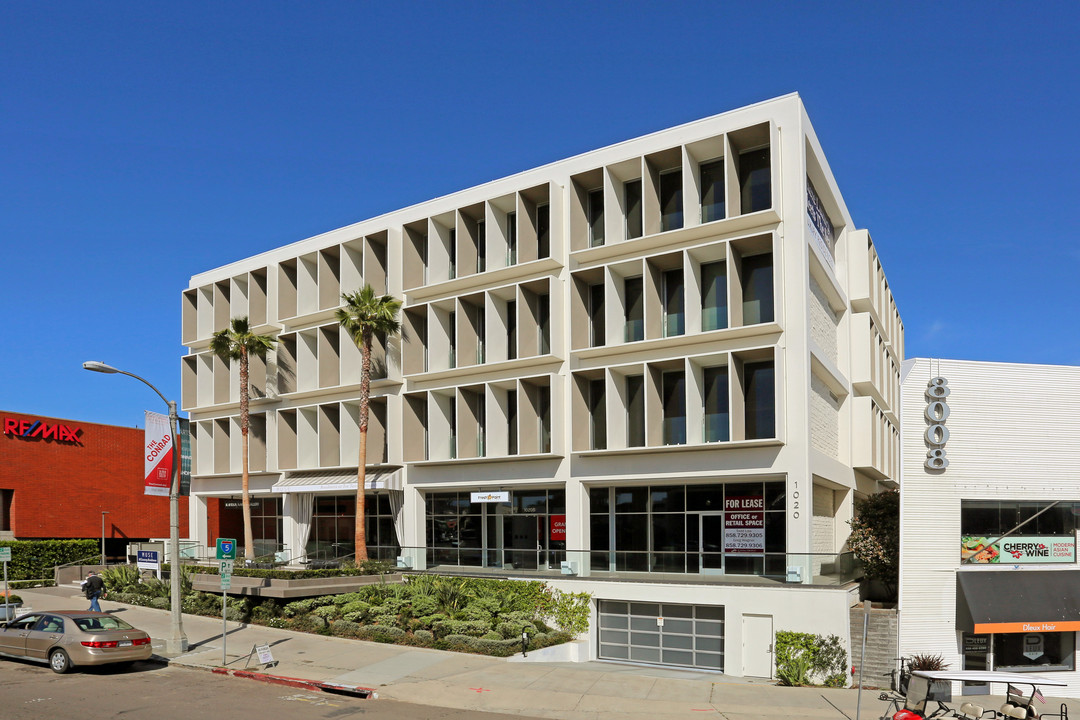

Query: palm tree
[[210, 317, 276, 563], [336, 285, 403, 563]]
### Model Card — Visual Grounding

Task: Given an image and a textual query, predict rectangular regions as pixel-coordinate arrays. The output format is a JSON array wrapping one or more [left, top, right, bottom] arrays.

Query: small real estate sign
[[960, 535, 1076, 564], [136, 550, 160, 572]]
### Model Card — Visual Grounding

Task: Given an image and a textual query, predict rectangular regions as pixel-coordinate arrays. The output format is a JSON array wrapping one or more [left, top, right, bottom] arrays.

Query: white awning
[[272, 469, 402, 493]]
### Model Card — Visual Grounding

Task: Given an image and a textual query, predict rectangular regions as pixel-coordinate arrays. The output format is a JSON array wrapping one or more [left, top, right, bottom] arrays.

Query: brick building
[[0, 410, 192, 559]]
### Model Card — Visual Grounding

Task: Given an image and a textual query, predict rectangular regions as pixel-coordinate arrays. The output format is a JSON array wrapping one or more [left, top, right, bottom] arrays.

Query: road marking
[[280, 693, 342, 707], [469, 687, 491, 693]]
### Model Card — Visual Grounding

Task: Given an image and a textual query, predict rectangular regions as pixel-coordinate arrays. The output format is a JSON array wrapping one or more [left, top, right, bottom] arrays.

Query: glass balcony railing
[[392, 547, 862, 586]]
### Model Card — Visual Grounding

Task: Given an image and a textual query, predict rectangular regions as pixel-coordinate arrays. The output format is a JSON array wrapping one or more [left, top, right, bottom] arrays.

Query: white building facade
[[181, 93, 903, 677], [899, 358, 1080, 694]]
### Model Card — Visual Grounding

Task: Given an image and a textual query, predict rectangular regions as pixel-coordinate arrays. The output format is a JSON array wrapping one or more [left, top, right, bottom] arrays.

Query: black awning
[[957, 571, 1080, 634]]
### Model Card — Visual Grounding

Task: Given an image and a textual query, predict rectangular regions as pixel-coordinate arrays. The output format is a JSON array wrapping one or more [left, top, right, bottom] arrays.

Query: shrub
[[330, 620, 362, 638], [0, 592, 23, 604], [432, 619, 490, 639], [356, 625, 407, 643], [848, 490, 899, 600], [0, 539, 98, 581], [910, 653, 949, 671], [150, 597, 171, 610], [775, 631, 848, 687], [312, 605, 342, 620], [250, 599, 282, 624], [413, 629, 435, 644], [340, 600, 371, 617], [410, 595, 439, 617], [102, 564, 143, 593], [544, 590, 591, 636], [293, 614, 329, 634]]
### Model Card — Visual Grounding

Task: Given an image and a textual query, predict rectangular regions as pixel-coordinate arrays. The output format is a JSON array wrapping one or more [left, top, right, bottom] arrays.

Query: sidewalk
[[17, 585, 880, 719]]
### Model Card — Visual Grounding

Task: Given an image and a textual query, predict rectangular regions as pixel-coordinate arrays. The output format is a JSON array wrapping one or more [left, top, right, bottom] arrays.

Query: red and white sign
[[549, 514, 566, 541], [724, 495, 765, 554], [3, 417, 81, 443], [143, 411, 174, 497]]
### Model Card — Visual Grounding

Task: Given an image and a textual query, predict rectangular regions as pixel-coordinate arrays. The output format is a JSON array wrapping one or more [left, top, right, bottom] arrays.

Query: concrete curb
[[160, 656, 378, 699]]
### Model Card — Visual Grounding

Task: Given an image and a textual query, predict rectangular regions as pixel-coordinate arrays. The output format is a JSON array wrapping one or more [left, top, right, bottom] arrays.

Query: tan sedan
[[0, 611, 153, 673]]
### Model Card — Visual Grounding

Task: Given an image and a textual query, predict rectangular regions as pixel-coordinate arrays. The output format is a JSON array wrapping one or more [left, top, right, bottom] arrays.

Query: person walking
[[84, 571, 106, 612]]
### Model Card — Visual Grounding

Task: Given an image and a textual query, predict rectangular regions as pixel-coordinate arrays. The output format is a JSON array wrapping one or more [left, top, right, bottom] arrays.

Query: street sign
[[216, 538, 236, 560], [0, 547, 10, 562], [220, 575, 232, 590], [219, 560, 234, 577]]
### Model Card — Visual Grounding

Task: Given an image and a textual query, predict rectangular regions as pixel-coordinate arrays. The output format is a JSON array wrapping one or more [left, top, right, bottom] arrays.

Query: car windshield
[[74, 616, 136, 631]]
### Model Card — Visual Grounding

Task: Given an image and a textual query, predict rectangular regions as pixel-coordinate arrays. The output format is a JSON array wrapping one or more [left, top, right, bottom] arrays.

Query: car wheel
[[49, 649, 71, 674]]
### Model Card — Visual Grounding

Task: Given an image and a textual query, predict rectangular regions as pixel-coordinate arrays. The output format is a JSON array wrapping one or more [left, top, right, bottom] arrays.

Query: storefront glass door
[[700, 513, 725, 574]]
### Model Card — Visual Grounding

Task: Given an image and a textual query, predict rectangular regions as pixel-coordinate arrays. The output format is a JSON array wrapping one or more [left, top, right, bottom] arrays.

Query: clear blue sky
[[2, 2, 1078, 428]]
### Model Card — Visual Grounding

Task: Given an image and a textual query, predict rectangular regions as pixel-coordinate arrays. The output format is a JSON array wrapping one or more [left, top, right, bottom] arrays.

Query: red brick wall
[[0, 410, 188, 540]]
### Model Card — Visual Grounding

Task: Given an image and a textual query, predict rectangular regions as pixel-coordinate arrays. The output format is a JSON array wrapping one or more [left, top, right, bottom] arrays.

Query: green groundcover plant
[[103, 570, 590, 658]]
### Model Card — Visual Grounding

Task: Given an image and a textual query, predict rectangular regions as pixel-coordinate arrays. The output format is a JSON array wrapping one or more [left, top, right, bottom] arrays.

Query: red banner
[[144, 411, 173, 497], [550, 514, 566, 541]]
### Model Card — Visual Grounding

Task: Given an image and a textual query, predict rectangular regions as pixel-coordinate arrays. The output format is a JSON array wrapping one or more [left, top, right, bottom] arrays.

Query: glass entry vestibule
[[426, 489, 566, 571]]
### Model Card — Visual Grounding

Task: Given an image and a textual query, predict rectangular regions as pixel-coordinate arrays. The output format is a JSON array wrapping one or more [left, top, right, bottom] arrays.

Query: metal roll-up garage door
[[597, 601, 724, 670]]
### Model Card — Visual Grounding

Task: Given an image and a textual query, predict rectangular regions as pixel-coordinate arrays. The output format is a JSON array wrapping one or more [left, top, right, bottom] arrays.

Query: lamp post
[[82, 361, 188, 654], [100, 511, 110, 566]]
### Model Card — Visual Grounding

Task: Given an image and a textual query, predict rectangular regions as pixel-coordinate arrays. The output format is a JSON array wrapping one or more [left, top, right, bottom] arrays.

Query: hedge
[[0, 540, 99, 580]]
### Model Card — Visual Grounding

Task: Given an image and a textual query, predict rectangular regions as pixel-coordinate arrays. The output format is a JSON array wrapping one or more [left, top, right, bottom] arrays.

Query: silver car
[[0, 611, 153, 673]]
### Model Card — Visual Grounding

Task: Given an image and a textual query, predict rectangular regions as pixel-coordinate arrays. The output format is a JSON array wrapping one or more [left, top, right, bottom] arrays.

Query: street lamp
[[82, 360, 188, 654], [100, 511, 110, 566]]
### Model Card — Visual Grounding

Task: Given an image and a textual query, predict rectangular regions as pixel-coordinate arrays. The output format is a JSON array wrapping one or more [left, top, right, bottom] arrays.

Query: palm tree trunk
[[355, 328, 372, 563], [240, 348, 255, 562]]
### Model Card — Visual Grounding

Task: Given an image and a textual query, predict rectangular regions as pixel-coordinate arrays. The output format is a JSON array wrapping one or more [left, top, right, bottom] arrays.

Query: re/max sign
[[3, 418, 82, 443]]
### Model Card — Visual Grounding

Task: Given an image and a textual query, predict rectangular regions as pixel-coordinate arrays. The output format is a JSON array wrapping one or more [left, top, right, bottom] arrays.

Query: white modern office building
[[180, 93, 904, 677], [899, 358, 1080, 695]]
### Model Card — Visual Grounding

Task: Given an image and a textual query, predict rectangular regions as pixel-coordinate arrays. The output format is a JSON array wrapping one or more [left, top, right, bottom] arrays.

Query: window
[[588, 188, 605, 247], [741, 254, 774, 324], [704, 366, 729, 442], [625, 179, 643, 239], [538, 293, 550, 355], [537, 204, 550, 259], [476, 310, 486, 364], [589, 378, 607, 450], [626, 375, 645, 447], [448, 310, 457, 368], [0, 489, 11, 531], [476, 219, 486, 273], [660, 169, 683, 232], [507, 300, 517, 360], [744, 361, 775, 439], [590, 481, 786, 576], [507, 390, 518, 455], [448, 228, 456, 279], [589, 282, 605, 347], [624, 276, 644, 342], [537, 385, 551, 453], [449, 400, 457, 459], [960, 500, 1079, 563], [477, 397, 486, 457], [308, 495, 398, 562], [663, 268, 685, 337], [700, 159, 725, 223], [507, 211, 517, 265], [701, 261, 727, 331], [662, 371, 686, 445], [995, 632, 1075, 672], [739, 147, 771, 214]]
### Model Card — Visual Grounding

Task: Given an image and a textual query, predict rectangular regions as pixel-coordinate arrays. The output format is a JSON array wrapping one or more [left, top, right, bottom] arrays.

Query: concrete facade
[[180, 94, 904, 677]]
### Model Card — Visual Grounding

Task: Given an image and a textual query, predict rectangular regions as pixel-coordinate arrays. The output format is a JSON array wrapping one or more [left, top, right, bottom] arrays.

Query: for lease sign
[[725, 496, 765, 554]]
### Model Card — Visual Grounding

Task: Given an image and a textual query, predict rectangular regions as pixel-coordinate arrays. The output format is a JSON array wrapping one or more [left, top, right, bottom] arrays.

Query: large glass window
[[626, 375, 645, 447], [701, 261, 727, 331], [588, 188, 605, 247], [507, 390, 518, 456], [660, 169, 683, 232], [744, 360, 775, 440], [996, 632, 1075, 672], [448, 228, 456, 280], [663, 268, 684, 337], [741, 253, 774, 324], [589, 282, 605, 347], [704, 366, 730, 442], [662, 370, 686, 446], [538, 385, 551, 453], [739, 147, 771, 214], [589, 481, 786, 576], [625, 179, 643, 239], [624, 277, 644, 342], [589, 378, 606, 450], [700, 159, 725, 223], [447, 310, 457, 368], [307, 494, 397, 562]]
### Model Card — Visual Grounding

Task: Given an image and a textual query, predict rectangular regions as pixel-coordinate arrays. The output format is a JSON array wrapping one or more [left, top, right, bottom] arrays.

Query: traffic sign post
[[218, 553, 234, 666], [0, 547, 10, 621]]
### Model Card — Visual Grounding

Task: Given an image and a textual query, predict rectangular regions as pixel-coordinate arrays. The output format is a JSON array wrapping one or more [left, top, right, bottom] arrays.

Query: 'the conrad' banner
[[144, 411, 174, 496]]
